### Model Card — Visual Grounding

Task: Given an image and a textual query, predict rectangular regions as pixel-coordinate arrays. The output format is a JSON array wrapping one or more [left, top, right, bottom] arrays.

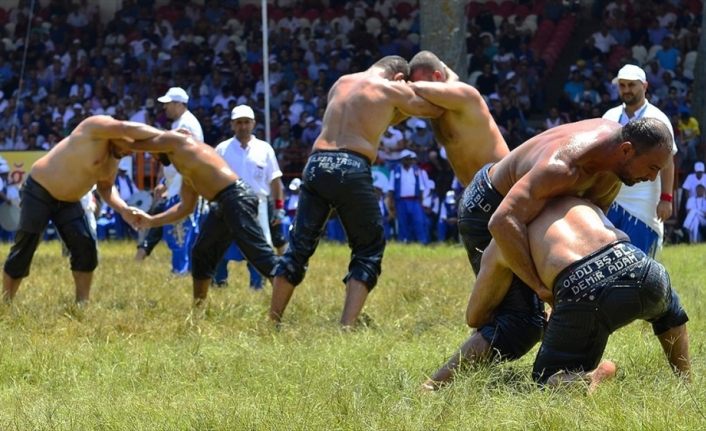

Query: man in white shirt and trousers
[[603, 65, 677, 257], [683, 184, 706, 243], [135, 87, 204, 274], [213, 105, 285, 289]]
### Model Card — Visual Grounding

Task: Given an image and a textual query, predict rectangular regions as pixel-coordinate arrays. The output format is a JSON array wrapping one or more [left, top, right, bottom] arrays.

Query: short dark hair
[[621, 117, 672, 155], [409, 50, 445, 76], [372, 55, 409, 79]]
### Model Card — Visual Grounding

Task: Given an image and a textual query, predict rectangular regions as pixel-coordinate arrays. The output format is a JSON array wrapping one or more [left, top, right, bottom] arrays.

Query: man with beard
[[603, 64, 676, 257], [424, 197, 689, 391], [455, 117, 673, 367]]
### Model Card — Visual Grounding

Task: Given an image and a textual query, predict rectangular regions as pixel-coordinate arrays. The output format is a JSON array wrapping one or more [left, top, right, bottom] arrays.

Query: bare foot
[[420, 379, 442, 392], [587, 360, 617, 394]]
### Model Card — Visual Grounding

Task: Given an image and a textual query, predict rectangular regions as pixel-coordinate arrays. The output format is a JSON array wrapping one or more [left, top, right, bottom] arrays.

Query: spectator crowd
[[0, 0, 704, 244]]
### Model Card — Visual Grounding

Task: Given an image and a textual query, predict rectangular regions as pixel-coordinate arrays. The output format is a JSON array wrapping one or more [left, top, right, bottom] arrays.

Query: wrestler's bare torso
[[313, 72, 402, 162], [30, 120, 121, 202], [313, 69, 441, 163], [430, 84, 509, 186], [490, 118, 623, 209]]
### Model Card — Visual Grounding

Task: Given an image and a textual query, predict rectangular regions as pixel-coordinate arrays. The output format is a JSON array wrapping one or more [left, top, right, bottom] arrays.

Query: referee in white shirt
[[215, 105, 285, 244], [603, 64, 677, 257], [212, 105, 284, 288]]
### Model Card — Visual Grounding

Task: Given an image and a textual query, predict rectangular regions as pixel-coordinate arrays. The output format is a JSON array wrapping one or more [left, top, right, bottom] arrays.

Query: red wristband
[[275, 199, 284, 209], [660, 193, 673, 203]]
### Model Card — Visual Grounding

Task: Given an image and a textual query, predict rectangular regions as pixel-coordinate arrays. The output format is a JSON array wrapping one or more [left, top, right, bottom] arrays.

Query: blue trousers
[[162, 196, 199, 274], [606, 203, 658, 258], [213, 243, 263, 289], [395, 199, 428, 243]]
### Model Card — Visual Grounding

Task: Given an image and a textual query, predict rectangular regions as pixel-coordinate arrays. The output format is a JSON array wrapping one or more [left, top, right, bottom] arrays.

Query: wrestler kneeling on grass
[[424, 197, 689, 392]]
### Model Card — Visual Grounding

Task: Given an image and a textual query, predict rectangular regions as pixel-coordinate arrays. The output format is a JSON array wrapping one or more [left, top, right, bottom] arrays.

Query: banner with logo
[[0, 151, 45, 185]]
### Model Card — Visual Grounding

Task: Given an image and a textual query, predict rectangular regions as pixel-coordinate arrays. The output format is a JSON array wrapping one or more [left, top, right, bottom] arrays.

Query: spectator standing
[[386, 150, 429, 244], [135, 87, 203, 273], [676, 109, 700, 169], [603, 65, 676, 257], [683, 184, 706, 243], [213, 105, 284, 290]]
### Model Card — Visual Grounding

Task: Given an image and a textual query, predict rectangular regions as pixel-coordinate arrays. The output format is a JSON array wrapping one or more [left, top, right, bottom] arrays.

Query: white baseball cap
[[399, 149, 417, 159], [231, 105, 255, 120], [157, 87, 189, 104], [695, 162, 705, 172], [612, 64, 647, 84], [288, 178, 302, 191]]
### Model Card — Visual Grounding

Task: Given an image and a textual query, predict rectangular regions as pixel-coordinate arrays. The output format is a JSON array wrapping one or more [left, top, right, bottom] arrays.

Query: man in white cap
[[386, 149, 429, 244], [681, 161, 706, 199], [603, 64, 677, 257], [136, 86, 204, 273], [157, 87, 203, 141], [212, 105, 284, 289], [683, 184, 706, 243]]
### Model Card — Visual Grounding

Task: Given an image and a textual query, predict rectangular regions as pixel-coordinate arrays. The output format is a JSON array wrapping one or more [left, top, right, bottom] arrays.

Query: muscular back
[[30, 119, 120, 201], [490, 118, 622, 210], [314, 72, 400, 161], [529, 197, 628, 287], [314, 69, 442, 162], [430, 84, 508, 186]]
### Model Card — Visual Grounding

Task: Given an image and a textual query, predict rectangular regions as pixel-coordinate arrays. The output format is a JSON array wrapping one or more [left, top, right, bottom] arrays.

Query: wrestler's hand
[[123, 207, 151, 229], [656, 200, 672, 221], [153, 183, 167, 199], [535, 284, 554, 307]]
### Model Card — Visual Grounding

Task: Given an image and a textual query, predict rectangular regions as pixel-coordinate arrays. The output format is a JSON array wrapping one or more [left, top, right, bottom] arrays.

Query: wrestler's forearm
[[271, 178, 284, 202], [120, 121, 163, 141], [488, 218, 546, 299], [148, 203, 193, 227], [466, 242, 513, 328], [97, 184, 130, 215]]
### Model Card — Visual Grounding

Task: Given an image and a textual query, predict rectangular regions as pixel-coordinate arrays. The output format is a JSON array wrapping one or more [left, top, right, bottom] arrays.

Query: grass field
[[0, 240, 703, 430]]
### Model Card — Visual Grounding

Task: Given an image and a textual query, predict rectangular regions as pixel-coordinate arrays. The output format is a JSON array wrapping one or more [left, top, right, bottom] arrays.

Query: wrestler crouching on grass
[[424, 197, 689, 393], [3, 115, 163, 304], [129, 129, 278, 305]]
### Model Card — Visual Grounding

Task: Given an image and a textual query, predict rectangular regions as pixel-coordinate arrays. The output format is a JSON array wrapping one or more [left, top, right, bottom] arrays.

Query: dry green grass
[[0, 240, 703, 430]]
